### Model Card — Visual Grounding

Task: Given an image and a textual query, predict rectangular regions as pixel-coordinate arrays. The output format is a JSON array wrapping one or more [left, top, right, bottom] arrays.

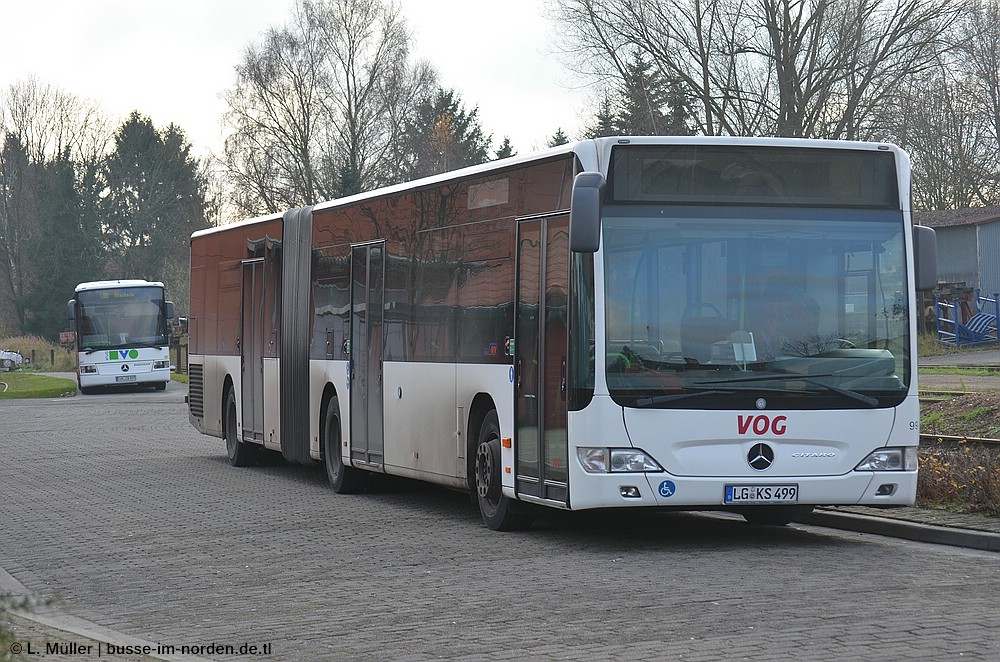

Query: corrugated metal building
[[915, 207, 1000, 298]]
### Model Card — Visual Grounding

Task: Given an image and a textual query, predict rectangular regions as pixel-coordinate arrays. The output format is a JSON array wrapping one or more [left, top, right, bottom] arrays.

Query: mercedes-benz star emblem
[[747, 443, 774, 471], [121, 364, 130, 372]]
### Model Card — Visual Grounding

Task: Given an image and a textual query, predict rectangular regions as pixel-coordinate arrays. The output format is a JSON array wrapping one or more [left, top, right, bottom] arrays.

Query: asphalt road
[[2, 382, 1000, 661]]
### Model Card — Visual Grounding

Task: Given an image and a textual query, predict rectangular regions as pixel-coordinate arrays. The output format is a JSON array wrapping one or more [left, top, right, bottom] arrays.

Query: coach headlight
[[855, 447, 918, 472], [577, 448, 663, 473]]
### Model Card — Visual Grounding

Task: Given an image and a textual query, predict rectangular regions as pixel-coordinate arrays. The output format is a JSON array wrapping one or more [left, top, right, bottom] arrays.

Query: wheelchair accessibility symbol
[[658, 480, 676, 498]]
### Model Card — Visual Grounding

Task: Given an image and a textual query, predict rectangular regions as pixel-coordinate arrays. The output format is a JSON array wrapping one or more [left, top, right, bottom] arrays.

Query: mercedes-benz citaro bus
[[187, 137, 937, 530]]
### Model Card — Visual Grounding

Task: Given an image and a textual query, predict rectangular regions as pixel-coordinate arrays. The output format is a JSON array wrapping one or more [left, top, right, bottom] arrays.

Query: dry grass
[[918, 439, 1000, 515], [0, 335, 76, 372]]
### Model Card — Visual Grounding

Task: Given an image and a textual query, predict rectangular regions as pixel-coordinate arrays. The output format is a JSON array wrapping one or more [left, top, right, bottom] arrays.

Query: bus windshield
[[602, 206, 910, 409], [76, 287, 168, 349]]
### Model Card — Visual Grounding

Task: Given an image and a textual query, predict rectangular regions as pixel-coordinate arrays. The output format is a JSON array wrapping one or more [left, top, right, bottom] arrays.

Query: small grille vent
[[188, 363, 204, 418]]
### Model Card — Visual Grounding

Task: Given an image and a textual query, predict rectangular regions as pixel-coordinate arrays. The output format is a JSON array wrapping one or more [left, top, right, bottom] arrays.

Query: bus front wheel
[[475, 410, 533, 531], [224, 387, 260, 467], [322, 398, 365, 494]]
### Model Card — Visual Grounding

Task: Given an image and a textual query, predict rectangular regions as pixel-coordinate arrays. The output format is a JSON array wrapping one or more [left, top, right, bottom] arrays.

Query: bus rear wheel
[[322, 397, 365, 494], [224, 387, 260, 467], [475, 410, 533, 531]]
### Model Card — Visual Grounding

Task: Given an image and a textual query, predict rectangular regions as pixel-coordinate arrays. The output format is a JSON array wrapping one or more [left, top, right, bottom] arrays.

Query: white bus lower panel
[[565, 467, 917, 511]]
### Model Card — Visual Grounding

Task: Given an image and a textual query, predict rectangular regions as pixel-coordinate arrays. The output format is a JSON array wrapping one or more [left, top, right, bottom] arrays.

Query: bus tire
[[322, 398, 364, 494], [741, 505, 813, 526], [154, 381, 167, 391], [475, 410, 533, 531], [224, 387, 260, 467]]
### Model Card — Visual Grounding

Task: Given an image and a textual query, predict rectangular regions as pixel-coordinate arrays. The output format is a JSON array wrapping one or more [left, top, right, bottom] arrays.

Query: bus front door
[[349, 242, 385, 468], [240, 258, 265, 442], [515, 214, 569, 505]]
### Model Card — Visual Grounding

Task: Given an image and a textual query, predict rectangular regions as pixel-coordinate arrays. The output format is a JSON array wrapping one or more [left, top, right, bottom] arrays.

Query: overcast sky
[[0, 0, 590, 159]]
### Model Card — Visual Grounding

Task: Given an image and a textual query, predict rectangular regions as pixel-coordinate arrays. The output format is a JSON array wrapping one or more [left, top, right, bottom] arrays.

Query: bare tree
[[222, 5, 333, 215], [952, 0, 1000, 203], [551, 0, 960, 139], [894, 71, 997, 210], [221, 0, 435, 216]]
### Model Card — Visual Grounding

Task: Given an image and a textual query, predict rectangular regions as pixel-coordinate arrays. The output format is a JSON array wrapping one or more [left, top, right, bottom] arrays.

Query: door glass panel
[[350, 247, 368, 458], [516, 222, 541, 484], [543, 217, 569, 489]]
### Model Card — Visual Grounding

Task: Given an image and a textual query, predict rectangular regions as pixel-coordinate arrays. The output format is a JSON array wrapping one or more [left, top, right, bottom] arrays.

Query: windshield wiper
[[634, 389, 736, 407], [698, 373, 879, 408]]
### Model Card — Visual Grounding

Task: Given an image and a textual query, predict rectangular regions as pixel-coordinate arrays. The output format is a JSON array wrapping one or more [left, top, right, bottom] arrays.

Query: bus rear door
[[350, 241, 386, 469]]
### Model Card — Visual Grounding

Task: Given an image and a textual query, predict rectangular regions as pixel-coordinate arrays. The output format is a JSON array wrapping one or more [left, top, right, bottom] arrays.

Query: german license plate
[[725, 485, 798, 504], [115, 375, 137, 383]]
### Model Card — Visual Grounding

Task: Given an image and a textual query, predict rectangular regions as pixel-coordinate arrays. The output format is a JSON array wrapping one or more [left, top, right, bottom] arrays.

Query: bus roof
[[192, 136, 907, 239], [74, 279, 164, 293]]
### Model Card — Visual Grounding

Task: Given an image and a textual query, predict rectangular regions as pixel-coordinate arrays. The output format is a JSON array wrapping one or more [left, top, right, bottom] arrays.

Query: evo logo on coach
[[737, 414, 787, 436]]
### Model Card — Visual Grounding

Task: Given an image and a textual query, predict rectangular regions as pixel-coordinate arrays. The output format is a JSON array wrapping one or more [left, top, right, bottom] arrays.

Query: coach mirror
[[67, 299, 76, 322], [570, 172, 605, 253], [913, 225, 937, 292]]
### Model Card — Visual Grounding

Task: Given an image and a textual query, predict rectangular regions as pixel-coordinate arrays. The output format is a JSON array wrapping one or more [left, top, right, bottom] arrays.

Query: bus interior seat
[[680, 313, 737, 364]]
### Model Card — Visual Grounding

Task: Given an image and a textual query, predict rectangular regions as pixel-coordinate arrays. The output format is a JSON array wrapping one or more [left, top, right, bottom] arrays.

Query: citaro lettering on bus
[[737, 414, 787, 436]]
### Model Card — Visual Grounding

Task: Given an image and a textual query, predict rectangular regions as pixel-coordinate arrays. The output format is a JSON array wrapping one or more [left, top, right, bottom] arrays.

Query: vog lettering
[[737, 414, 787, 436]]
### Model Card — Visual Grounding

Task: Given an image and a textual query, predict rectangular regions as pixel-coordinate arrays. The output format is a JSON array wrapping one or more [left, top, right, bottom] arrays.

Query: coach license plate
[[115, 375, 137, 383], [725, 485, 798, 504]]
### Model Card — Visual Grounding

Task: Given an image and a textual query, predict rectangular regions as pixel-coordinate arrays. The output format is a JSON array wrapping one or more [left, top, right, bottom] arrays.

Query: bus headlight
[[577, 448, 663, 473], [855, 447, 917, 472], [154, 360, 170, 369], [80, 365, 98, 374]]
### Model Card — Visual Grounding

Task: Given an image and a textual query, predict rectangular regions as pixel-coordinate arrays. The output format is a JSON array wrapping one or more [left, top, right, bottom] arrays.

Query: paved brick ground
[[2, 384, 1000, 661]]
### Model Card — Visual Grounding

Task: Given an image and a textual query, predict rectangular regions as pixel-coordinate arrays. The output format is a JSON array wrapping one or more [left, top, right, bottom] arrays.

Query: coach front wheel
[[224, 387, 260, 467], [475, 410, 533, 531]]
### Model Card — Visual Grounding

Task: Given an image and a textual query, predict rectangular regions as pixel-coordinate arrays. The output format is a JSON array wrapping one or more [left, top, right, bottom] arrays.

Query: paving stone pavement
[[2, 377, 1000, 661]]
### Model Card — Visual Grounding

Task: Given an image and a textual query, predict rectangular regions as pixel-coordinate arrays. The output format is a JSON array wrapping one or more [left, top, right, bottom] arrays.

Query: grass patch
[[171, 372, 189, 384], [921, 411, 944, 428], [0, 373, 76, 399], [957, 406, 992, 421], [920, 366, 999, 377]]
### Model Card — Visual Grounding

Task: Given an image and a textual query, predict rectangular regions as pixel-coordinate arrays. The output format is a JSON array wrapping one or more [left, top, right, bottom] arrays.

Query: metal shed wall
[[977, 221, 1000, 298], [934, 224, 978, 287]]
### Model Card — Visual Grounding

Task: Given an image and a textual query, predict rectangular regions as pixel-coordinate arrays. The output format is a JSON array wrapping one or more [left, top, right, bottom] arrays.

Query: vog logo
[[738, 414, 787, 436]]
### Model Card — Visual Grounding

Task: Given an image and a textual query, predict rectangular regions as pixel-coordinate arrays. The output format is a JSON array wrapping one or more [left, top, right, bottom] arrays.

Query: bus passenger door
[[349, 242, 385, 467], [515, 214, 569, 505], [241, 258, 265, 442]]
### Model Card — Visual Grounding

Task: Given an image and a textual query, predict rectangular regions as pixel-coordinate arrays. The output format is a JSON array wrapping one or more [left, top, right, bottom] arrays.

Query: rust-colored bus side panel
[[309, 155, 575, 365], [189, 216, 284, 356]]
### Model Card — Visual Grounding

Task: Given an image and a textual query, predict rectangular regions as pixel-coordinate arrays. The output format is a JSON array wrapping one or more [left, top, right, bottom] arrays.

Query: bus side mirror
[[165, 301, 175, 321], [570, 172, 605, 253], [913, 225, 937, 291], [67, 299, 76, 322]]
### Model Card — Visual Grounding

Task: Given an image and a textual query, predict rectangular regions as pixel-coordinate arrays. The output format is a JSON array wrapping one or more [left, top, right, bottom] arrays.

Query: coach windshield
[[76, 287, 169, 350]]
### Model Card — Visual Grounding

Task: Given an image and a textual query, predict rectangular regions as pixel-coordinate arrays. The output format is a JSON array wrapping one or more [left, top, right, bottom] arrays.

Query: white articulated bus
[[68, 280, 175, 394], [187, 137, 937, 530]]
